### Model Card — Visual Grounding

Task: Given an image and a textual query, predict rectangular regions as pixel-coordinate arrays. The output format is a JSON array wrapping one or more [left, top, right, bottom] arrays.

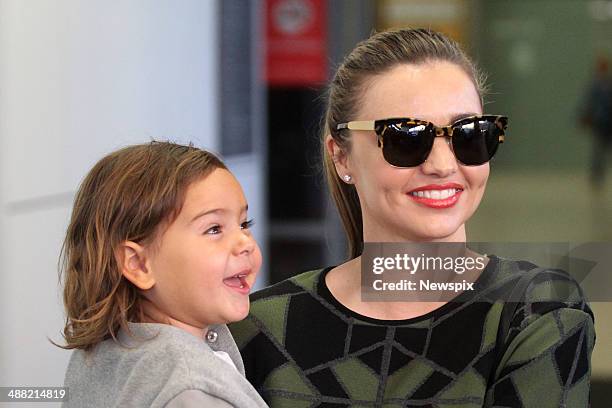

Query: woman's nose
[[421, 136, 458, 177]]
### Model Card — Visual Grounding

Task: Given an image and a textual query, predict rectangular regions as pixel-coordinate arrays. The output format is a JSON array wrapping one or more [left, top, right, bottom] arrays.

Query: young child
[[59, 141, 268, 407]]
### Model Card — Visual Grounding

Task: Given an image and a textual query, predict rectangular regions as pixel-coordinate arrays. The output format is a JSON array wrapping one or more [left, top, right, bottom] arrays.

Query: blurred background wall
[[0, 0, 610, 406], [0, 0, 266, 404]]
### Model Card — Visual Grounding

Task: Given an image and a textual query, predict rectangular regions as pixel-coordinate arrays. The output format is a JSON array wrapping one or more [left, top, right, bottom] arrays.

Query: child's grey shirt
[[63, 322, 267, 407]]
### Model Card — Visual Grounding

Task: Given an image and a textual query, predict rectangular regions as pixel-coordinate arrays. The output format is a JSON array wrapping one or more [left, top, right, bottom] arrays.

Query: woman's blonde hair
[[58, 141, 226, 351], [321, 28, 487, 259]]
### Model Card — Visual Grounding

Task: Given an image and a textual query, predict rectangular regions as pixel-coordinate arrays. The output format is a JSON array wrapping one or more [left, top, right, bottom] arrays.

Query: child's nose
[[234, 231, 256, 256]]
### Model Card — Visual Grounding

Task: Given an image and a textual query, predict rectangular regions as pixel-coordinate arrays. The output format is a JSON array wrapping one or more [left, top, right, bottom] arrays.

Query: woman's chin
[[391, 219, 464, 242]]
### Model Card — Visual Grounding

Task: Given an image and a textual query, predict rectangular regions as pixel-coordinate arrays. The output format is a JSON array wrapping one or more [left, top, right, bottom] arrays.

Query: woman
[[230, 28, 594, 407]]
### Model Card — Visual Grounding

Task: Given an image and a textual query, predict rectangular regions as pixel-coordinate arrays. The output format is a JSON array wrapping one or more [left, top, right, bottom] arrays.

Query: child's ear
[[115, 241, 155, 290]]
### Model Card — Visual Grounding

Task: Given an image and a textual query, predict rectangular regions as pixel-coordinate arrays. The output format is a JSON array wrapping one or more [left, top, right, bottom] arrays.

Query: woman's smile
[[407, 182, 464, 208]]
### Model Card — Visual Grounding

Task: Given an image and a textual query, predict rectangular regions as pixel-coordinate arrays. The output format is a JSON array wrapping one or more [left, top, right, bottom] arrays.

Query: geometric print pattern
[[229, 255, 595, 407]]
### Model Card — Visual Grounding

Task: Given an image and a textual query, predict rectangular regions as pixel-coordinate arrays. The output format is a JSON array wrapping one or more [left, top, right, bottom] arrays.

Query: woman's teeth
[[410, 188, 459, 199]]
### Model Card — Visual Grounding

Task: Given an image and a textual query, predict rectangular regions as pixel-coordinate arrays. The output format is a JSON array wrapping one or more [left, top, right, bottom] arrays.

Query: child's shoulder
[[80, 323, 216, 377], [120, 322, 209, 355], [65, 323, 255, 407], [74, 323, 226, 380]]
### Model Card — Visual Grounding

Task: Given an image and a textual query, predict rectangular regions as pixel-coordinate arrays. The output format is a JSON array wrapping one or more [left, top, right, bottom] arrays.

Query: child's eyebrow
[[190, 205, 249, 223]]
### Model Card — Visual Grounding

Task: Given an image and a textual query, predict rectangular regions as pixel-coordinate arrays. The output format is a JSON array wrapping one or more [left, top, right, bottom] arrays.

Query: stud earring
[[342, 174, 352, 182]]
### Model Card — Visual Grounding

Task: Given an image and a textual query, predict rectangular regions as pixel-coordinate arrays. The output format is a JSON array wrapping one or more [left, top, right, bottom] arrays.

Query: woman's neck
[[325, 257, 446, 320], [326, 246, 487, 321]]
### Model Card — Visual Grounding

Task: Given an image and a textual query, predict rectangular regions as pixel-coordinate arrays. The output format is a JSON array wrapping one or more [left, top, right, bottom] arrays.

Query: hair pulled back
[[322, 28, 486, 258]]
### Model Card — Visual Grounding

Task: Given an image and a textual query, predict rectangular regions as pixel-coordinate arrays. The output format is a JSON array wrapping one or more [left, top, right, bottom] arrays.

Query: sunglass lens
[[452, 118, 501, 165], [381, 122, 434, 167]]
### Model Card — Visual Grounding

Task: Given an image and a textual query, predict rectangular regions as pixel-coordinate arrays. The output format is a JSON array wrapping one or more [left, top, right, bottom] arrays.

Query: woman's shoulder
[[489, 255, 590, 306], [486, 258, 595, 406], [488, 256, 595, 346], [229, 267, 329, 346]]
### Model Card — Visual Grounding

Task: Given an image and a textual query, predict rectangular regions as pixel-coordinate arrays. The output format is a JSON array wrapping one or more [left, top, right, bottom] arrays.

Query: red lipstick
[[407, 183, 464, 209]]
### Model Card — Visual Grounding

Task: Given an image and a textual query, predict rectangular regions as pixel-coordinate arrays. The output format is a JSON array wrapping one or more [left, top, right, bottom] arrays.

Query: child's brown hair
[[59, 141, 226, 351]]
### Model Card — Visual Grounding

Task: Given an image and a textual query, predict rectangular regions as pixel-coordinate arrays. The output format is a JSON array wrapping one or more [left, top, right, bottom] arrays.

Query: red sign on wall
[[265, 0, 327, 87]]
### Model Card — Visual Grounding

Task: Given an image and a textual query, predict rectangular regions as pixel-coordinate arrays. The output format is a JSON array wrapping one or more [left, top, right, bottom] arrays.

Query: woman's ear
[[326, 135, 352, 181], [115, 241, 155, 290]]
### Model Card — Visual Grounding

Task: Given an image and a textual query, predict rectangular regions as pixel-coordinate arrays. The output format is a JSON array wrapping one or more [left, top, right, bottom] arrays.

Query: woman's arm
[[487, 302, 595, 407]]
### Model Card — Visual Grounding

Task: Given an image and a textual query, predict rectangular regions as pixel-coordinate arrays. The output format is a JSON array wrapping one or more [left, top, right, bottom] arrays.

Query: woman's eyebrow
[[449, 112, 480, 123]]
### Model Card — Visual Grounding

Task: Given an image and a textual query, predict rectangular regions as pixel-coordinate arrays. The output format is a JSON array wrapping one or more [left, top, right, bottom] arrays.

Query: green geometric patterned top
[[229, 255, 595, 407]]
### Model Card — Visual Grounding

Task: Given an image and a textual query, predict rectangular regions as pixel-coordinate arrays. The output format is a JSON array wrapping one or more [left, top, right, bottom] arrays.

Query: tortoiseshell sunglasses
[[336, 115, 508, 167]]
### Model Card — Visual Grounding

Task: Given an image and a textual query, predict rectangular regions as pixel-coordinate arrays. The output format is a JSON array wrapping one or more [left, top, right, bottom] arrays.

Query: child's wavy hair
[[57, 141, 226, 351]]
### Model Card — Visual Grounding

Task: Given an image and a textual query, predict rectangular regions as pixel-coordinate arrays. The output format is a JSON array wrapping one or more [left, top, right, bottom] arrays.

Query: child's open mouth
[[223, 272, 250, 294]]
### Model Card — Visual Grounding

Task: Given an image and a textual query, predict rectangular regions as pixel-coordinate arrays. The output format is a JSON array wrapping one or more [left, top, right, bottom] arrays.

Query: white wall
[[0, 0, 237, 391]]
